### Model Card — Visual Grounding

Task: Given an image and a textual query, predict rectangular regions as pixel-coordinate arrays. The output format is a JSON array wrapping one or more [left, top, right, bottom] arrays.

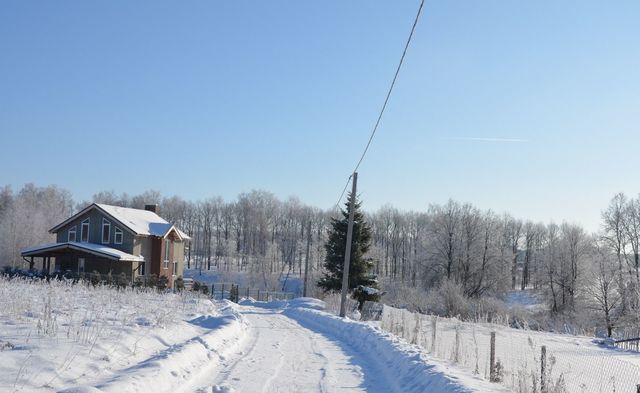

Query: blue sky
[[1, 1, 639, 231]]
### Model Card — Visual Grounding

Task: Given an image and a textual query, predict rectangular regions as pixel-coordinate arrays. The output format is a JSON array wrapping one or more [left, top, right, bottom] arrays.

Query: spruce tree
[[318, 192, 379, 308]]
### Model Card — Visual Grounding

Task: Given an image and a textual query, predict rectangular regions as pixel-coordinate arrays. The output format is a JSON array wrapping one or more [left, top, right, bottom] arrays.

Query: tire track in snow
[[206, 317, 263, 389], [308, 329, 331, 393], [200, 306, 365, 393]]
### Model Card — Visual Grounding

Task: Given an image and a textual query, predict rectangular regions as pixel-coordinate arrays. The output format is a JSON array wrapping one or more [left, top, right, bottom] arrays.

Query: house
[[21, 203, 190, 288]]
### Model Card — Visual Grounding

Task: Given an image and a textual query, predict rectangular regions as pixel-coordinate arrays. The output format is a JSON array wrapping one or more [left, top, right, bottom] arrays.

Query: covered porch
[[21, 242, 144, 281]]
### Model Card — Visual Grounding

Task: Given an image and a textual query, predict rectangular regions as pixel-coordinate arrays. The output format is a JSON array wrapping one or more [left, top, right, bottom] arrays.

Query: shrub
[[352, 285, 381, 311], [157, 275, 168, 291], [147, 274, 158, 288], [425, 279, 470, 318], [133, 276, 144, 288], [90, 271, 102, 286], [117, 272, 128, 289], [175, 276, 184, 291]]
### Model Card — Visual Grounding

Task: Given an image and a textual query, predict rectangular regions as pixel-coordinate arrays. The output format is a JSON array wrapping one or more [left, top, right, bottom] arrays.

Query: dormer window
[[114, 227, 123, 244], [102, 218, 111, 244], [80, 219, 90, 242], [68, 226, 77, 242]]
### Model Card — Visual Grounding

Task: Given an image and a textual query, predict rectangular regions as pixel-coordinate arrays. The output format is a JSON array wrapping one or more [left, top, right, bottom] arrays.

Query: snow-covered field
[[0, 277, 244, 393], [381, 305, 640, 393], [1, 276, 508, 393]]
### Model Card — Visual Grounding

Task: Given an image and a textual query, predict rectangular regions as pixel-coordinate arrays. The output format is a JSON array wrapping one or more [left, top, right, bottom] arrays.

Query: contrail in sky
[[442, 137, 530, 143]]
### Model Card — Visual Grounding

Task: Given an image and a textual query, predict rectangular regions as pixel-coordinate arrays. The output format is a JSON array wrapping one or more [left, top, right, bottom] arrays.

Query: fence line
[[210, 282, 295, 302], [614, 337, 640, 352], [380, 305, 640, 393]]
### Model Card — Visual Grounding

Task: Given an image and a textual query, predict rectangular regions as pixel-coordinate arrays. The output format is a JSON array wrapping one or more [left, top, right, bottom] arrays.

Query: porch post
[[29, 256, 34, 270]]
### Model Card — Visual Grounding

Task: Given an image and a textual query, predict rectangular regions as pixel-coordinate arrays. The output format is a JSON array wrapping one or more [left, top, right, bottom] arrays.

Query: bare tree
[[506, 217, 523, 290], [586, 243, 621, 337], [428, 200, 461, 282]]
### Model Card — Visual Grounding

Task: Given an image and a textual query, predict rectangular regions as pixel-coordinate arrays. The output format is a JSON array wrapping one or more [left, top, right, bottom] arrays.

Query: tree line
[[1, 184, 638, 336]]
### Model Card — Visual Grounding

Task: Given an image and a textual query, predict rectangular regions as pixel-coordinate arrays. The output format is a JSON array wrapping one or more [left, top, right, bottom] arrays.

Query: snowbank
[[70, 301, 246, 393], [283, 303, 510, 393], [0, 277, 247, 393], [239, 296, 326, 311]]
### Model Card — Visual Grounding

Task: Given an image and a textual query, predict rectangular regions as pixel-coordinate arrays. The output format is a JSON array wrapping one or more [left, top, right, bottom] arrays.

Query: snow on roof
[[21, 242, 144, 262], [176, 227, 192, 241], [49, 203, 189, 240], [96, 204, 173, 237]]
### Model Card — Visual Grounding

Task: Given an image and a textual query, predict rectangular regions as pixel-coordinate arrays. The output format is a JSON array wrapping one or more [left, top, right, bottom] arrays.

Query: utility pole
[[339, 172, 358, 318], [303, 220, 311, 297]]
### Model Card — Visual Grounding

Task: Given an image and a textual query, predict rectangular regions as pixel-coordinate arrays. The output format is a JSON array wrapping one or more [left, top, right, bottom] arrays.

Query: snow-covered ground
[[382, 304, 640, 393], [1, 276, 508, 392], [184, 267, 304, 295], [0, 277, 245, 393], [504, 290, 546, 314], [197, 297, 507, 393]]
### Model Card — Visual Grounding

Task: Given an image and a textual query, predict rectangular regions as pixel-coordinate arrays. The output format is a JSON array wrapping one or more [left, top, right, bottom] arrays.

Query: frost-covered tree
[[586, 243, 621, 337], [0, 184, 73, 268]]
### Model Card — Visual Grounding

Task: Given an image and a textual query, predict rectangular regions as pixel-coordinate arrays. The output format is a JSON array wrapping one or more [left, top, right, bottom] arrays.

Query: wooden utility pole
[[339, 172, 358, 318], [303, 220, 311, 297]]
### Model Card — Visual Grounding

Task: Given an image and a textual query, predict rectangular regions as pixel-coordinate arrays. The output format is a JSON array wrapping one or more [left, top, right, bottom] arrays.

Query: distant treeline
[[1, 184, 639, 336]]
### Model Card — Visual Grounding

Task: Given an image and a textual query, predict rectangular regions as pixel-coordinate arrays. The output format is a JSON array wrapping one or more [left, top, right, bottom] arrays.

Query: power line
[[334, 173, 353, 211], [353, 0, 425, 174], [334, 0, 425, 210]]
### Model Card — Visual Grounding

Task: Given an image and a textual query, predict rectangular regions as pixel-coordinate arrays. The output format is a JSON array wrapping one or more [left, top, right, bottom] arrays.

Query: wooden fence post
[[431, 316, 437, 353], [541, 345, 547, 393], [489, 331, 496, 382], [221, 283, 225, 300], [211, 284, 215, 298], [412, 313, 420, 345], [454, 324, 461, 364], [257, 289, 260, 301]]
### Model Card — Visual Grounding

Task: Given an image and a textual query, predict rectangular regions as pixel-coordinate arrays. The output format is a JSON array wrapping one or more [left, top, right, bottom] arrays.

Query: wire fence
[[614, 326, 640, 352], [210, 282, 295, 302], [380, 305, 640, 393]]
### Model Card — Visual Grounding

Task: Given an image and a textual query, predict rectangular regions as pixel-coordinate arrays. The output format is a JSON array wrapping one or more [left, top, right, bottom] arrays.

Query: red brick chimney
[[144, 204, 159, 214]]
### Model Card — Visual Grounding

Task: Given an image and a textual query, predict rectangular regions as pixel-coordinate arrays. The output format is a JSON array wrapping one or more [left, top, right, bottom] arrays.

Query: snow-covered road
[[203, 306, 368, 392], [194, 300, 507, 393]]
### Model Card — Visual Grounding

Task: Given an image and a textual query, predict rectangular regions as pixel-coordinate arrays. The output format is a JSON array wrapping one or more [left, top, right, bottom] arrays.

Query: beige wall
[[132, 236, 153, 278], [130, 236, 187, 279], [174, 240, 185, 278]]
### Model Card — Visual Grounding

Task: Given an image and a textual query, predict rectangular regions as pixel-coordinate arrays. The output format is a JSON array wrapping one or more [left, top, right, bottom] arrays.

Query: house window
[[102, 219, 111, 244], [139, 261, 146, 275], [78, 258, 85, 273], [172, 260, 178, 276], [80, 219, 90, 242], [164, 240, 170, 269], [114, 227, 123, 244], [68, 226, 77, 242]]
